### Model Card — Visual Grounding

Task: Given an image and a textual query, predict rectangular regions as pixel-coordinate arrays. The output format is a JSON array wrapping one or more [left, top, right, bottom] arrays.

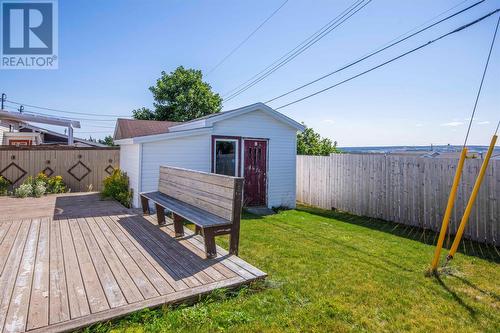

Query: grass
[[88, 206, 499, 333]]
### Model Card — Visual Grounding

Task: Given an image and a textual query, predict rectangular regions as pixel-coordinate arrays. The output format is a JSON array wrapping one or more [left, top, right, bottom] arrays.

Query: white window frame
[[213, 138, 239, 177]]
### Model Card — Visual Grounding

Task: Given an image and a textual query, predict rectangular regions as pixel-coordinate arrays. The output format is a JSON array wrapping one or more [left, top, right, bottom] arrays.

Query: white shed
[[114, 103, 305, 209]]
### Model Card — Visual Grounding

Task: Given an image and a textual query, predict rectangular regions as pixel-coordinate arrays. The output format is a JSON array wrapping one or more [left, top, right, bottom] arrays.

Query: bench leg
[[195, 225, 202, 235], [172, 213, 184, 237], [155, 203, 166, 226], [140, 195, 150, 215], [229, 225, 240, 256], [203, 228, 217, 259]]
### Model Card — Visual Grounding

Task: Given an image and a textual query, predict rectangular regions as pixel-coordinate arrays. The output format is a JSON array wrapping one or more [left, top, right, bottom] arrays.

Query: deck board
[[68, 218, 110, 314], [48, 218, 70, 325], [4, 219, 39, 333], [59, 218, 91, 319], [27, 217, 50, 331], [0, 193, 266, 333], [0, 220, 31, 332]]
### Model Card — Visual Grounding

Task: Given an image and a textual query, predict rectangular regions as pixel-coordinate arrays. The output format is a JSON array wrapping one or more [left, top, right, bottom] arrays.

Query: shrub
[[15, 183, 33, 198], [11, 174, 66, 198], [102, 169, 133, 208], [35, 172, 49, 184], [33, 180, 46, 198], [47, 175, 66, 194], [34, 172, 67, 194], [0, 176, 9, 196]]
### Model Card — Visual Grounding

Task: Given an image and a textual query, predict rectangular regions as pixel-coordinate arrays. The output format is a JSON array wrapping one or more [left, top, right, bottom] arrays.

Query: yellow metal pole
[[446, 134, 498, 261], [429, 147, 467, 272]]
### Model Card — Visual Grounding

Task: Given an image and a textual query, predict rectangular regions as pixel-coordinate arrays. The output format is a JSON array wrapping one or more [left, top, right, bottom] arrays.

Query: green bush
[[11, 173, 66, 198], [35, 172, 49, 184], [47, 175, 66, 193], [0, 176, 9, 196], [15, 183, 33, 198], [102, 169, 133, 208], [35, 172, 67, 194], [33, 180, 46, 198]]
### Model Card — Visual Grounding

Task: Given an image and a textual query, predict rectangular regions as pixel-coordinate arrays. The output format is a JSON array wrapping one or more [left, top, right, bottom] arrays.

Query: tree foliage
[[98, 135, 116, 146], [132, 66, 222, 122], [131, 107, 156, 120], [297, 124, 340, 156]]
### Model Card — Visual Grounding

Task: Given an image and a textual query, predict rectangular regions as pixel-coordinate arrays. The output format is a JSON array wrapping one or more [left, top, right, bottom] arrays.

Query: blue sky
[[1, 0, 499, 146]]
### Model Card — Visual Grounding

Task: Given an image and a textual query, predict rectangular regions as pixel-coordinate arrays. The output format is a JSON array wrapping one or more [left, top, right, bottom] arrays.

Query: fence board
[[297, 154, 500, 246], [0, 147, 119, 192]]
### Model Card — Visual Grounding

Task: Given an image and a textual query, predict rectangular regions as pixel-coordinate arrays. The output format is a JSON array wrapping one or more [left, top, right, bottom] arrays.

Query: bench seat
[[140, 191, 231, 228], [139, 166, 243, 259]]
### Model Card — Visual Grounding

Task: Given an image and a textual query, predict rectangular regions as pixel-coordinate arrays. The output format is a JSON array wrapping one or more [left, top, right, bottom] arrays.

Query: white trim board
[[169, 103, 305, 133], [116, 127, 213, 145]]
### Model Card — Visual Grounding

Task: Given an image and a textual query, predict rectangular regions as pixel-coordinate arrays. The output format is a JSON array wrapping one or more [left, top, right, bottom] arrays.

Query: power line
[[207, 0, 289, 75], [265, 0, 485, 104], [5, 99, 128, 118], [462, 15, 499, 147], [224, 0, 371, 101], [3, 102, 124, 121], [221, 0, 366, 99], [222, 0, 372, 102], [274, 9, 500, 110]]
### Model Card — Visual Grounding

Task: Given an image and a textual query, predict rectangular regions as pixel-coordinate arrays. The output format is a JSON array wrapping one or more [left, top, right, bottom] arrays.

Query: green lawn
[[93, 206, 499, 333]]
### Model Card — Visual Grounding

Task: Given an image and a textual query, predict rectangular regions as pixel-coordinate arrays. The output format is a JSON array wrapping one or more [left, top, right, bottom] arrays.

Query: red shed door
[[244, 140, 267, 206]]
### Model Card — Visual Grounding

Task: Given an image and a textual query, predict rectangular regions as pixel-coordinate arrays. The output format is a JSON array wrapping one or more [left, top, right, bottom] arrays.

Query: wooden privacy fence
[[297, 154, 500, 246], [0, 146, 120, 192]]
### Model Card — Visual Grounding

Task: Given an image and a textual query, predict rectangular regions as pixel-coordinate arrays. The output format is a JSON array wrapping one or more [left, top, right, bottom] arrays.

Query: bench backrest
[[158, 166, 243, 221]]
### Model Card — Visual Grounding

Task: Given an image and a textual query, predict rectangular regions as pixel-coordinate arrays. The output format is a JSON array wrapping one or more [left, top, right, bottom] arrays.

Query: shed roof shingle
[[114, 119, 181, 140]]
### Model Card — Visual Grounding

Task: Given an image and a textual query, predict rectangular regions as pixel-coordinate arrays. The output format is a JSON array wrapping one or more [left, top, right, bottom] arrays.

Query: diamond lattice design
[[42, 167, 54, 177], [68, 161, 91, 181], [0, 162, 27, 184], [105, 165, 115, 175]]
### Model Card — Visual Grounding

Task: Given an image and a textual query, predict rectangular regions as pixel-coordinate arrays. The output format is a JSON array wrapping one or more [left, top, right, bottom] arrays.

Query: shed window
[[214, 139, 238, 176]]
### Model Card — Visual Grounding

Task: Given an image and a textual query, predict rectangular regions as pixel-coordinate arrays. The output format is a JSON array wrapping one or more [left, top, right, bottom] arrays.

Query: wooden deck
[[0, 193, 266, 333]]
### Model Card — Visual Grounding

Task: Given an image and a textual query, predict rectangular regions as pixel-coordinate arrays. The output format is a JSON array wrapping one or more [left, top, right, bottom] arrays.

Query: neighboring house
[[0, 109, 103, 147], [18, 124, 106, 147], [114, 102, 305, 209], [0, 118, 43, 145]]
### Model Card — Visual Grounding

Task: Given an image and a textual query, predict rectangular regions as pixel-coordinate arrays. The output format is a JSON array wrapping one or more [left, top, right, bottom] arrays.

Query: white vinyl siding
[[140, 133, 211, 206], [119, 143, 141, 207], [212, 110, 298, 208], [0, 124, 8, 145], [120, 108, 299, 209], [0, 121, 17, 145]]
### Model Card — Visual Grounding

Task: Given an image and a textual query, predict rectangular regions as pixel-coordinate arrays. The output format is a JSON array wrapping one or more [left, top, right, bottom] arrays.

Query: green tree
[[131, 107, 156, 120], [132, 66, 222, 122], [98, 135, 116, 146], [297, 124, 340, 156]]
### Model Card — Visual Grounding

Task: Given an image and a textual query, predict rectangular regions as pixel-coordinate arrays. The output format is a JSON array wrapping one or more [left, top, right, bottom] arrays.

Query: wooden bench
[[140, 166, 244, 259]]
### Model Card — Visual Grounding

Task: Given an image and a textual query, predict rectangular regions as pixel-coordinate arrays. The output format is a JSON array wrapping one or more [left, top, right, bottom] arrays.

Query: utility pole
[[1, 93, 5, 110]]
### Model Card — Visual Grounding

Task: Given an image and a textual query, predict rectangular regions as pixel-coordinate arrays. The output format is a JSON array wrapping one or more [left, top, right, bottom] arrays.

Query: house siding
[[119, 143, 141, 207], [122, 109, 299, 209], [212, 110, 298, 208], [0, 121, 17, 145], [139, 133, 211, 207], [0, 124, 8, 145]]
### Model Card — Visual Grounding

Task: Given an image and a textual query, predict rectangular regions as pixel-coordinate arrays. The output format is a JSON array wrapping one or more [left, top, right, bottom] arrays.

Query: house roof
[[114, 103, 304, 144], [0, 109, 81, 128], [21, 124, 106, 147], [113, 119, 181, 140]]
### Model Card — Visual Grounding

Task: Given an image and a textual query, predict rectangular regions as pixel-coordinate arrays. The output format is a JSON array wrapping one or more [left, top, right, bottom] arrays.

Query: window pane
[[215, 141, 236, 176]]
